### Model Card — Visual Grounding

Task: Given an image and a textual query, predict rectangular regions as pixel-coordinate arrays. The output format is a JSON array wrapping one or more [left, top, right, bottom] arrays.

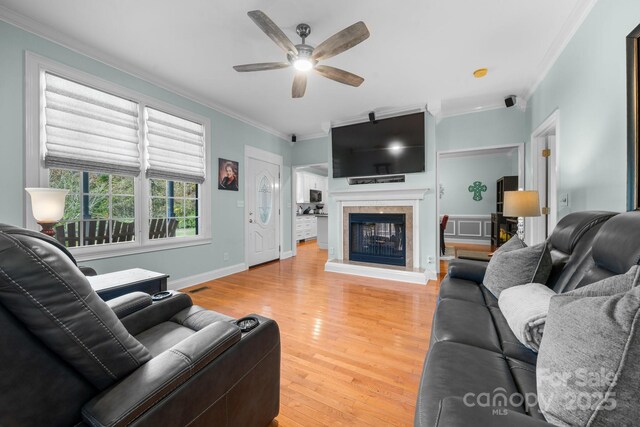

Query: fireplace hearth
[[349, 213, 406, 266]]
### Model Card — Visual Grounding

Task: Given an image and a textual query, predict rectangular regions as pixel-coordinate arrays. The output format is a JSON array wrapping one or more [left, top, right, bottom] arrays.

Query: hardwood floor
[[184, 241, 439, 426], [439, 241, 492, 280]]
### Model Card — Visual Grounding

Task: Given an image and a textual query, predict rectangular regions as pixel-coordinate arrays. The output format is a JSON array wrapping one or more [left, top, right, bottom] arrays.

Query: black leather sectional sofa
[[0, 224, 280, 427], [415, 210, 640, 426]]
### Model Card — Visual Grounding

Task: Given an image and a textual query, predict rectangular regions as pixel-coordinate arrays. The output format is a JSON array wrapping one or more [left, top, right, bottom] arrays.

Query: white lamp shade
[[503, 190, 541, 217], [25, 188, 69, 223]]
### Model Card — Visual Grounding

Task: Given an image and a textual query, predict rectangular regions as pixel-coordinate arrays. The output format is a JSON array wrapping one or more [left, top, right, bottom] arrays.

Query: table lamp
[[503, 190, 540, 242], [25, 188, 69, 237]]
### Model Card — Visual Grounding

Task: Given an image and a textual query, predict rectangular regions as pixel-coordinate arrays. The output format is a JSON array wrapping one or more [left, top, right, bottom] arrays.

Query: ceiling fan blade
[[247, 10, 298, 55], [233, 62, 291, 72], [314, 65, 364, 87], [312, 21, 370, 61], [292, 72, 307, 98]]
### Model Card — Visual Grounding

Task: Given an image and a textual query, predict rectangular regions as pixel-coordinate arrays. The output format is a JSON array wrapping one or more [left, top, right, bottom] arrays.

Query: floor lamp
[[503, 190, 540, 243]]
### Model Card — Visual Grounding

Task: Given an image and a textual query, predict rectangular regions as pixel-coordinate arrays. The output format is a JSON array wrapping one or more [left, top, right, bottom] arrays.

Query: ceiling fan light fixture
[[235, 11, 370, 97], [293, 57, 313, 71]]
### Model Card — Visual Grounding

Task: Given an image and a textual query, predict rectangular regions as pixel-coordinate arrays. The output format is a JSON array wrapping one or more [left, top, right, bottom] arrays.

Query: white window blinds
[[43, 72, 141, 176], [144, 107, 206, 184]]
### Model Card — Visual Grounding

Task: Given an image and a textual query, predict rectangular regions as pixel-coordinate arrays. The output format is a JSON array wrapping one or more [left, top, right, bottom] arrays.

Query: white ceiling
[[0, 0, 593, 139]]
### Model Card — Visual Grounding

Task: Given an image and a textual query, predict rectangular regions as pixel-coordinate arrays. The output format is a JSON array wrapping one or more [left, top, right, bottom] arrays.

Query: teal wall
[[527, 0, 640, 214], [0, 20, 292, 281], [436, 107, 528, 153], [293, 136, 329, 166], [439, 152, 518, 215]]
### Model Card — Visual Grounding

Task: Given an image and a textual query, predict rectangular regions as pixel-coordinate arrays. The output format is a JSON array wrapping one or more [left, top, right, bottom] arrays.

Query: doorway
[[291, 163, 328, 257], [530, 110, 559, 244], [435, 144, 524, 274], [245, 146, 283, 267]]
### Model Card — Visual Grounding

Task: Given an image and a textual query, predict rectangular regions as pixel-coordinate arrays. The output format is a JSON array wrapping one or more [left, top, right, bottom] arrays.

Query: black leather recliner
[[416, 210, 640, 426], [0, 224, 280, 427]]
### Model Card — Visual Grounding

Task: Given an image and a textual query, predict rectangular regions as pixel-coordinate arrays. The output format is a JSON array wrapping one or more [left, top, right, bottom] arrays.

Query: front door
[[247, 156, 280, 267]]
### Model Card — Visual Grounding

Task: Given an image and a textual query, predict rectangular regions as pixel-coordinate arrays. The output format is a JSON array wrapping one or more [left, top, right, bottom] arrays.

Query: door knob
[[249, 219, 253, 223]]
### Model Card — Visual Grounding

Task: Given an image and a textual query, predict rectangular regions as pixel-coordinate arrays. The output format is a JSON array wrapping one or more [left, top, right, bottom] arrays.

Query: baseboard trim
[[317, 243, 328, 250], [281, 251, 293, 260], [168, 263, 247, 290], [325, 260, 428, 285]]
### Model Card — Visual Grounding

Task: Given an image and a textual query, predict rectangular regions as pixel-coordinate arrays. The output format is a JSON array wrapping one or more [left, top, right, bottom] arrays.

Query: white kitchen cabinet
[[296, 171, 305, 203], [296, 172, 327, 203], [318, 176, 327, 195], [295, 215, 317, 241]]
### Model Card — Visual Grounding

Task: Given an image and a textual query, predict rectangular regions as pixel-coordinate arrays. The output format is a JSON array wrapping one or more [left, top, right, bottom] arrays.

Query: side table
[[87, 268, 169, 301]]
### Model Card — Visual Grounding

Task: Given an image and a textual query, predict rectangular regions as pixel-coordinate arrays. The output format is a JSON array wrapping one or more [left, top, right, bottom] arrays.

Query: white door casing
[[530, 110, 559, 245]]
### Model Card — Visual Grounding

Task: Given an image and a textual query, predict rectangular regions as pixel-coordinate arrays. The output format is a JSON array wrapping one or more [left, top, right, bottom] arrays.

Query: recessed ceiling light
[[473, 68, 488, 78]]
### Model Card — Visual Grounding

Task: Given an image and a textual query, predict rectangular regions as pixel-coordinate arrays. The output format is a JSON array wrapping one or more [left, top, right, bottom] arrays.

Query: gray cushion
[[536, 266, 640, 426], [496, 235, 527, 253], [483, 242, 552, 298]]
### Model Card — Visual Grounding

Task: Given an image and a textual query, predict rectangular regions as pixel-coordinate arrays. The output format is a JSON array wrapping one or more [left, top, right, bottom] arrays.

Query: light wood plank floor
[[184, 241, 440, 426]]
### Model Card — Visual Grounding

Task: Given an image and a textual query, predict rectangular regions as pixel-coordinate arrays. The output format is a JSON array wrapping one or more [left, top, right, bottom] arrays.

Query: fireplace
[[349, 213, 406, 266], [326, 188, 429, 284]]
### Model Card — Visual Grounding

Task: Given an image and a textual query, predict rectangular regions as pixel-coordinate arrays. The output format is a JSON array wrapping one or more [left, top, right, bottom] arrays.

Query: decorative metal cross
[[468, 181, 487, 201]]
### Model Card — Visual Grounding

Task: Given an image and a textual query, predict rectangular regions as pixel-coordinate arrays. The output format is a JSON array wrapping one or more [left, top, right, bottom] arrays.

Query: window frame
[[25, 52, 212, 261]]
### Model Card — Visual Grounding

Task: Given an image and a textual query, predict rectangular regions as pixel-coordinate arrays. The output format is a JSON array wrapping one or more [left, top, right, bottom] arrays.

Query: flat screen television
[[331, 112, 425, 178]]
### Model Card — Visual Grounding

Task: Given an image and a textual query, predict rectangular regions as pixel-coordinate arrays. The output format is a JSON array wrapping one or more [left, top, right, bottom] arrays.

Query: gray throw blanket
[[498, 283, 556, 352]]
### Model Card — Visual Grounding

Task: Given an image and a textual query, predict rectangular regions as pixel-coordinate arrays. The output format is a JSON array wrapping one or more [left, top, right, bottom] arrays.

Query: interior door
[[247, 157, 280, 267]]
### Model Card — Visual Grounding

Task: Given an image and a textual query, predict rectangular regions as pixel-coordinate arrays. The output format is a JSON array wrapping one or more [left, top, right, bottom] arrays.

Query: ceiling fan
[[233, 10, 370, 98]]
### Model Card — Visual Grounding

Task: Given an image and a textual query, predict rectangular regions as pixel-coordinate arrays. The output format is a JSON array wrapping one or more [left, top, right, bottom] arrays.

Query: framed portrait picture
[[218, 158, 239, 191]]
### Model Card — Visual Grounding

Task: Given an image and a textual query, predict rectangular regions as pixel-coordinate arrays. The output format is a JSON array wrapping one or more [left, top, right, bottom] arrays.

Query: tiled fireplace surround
[[325, 188, 429, 284], [343, 206, 414, 269]]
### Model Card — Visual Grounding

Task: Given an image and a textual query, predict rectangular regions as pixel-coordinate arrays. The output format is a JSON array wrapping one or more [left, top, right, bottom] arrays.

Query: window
[[25, 53, 211, 260], [50, 169, 135, 246], [149, 179, 199, 239]]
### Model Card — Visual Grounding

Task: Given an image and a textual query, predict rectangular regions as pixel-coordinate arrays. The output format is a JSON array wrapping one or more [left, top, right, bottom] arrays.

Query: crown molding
[[0, 5, 289, 142], [330, 104, 427, 129], [296, 131, 330, 142], [438, 102, 506, 120], [524, 0, 598, 99], [294, 103, 427, 141]]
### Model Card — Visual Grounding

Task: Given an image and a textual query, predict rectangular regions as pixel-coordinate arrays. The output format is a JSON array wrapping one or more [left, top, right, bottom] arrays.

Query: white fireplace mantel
[[330, 187, 430, 202], [325, 186, 432, 285]]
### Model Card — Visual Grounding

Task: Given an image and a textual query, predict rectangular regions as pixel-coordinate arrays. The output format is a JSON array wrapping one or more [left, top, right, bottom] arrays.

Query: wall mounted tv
[[331, 112, 425, 178]]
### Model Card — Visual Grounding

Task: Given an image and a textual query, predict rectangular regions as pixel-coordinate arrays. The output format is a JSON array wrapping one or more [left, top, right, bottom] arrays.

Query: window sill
[[70, 236, 212, 262]]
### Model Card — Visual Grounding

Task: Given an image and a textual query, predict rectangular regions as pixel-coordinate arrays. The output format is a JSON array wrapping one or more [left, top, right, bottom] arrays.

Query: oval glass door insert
[[257, 174, 273, 225]]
